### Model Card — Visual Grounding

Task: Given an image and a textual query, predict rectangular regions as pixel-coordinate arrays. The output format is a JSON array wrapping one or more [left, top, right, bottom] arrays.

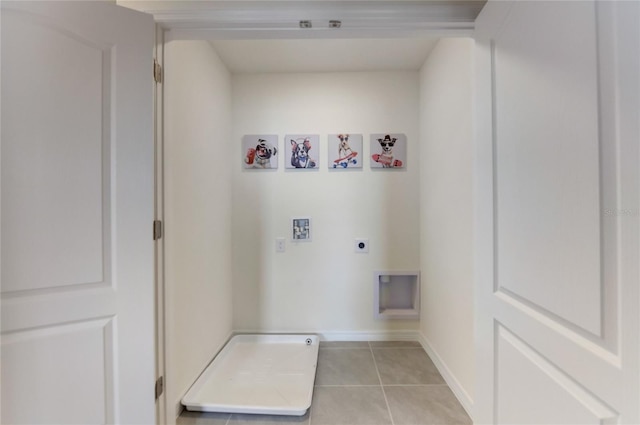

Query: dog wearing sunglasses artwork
[[372, 134, 403, 168]]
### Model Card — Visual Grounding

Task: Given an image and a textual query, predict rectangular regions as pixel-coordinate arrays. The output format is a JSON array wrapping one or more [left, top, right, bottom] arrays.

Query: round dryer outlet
[[355, 238, 369, 253]]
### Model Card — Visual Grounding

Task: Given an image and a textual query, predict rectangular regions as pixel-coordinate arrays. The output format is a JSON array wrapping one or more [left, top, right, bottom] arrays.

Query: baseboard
[[417, 332, 475, 421], [232, 329, 421, 342], [318, 330, 421, 341], [174, 402, 184, 422]]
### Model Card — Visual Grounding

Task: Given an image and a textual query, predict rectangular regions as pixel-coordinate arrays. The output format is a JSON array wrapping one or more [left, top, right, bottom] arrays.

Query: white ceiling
[[209, 38, 439, 73]]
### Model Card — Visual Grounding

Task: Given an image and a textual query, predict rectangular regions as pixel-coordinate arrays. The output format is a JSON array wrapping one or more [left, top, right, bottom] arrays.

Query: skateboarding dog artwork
[[328, 134, 362, 169], [370, 134, 406, 169]]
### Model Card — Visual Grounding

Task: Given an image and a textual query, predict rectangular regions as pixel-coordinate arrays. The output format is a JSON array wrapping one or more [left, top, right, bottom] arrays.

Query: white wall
[[164, 40, 233, 418], [418, 38, 475, 411], [232, 72, 421, 337]]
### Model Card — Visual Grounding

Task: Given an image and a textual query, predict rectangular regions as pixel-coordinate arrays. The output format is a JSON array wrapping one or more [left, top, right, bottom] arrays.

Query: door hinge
[[155, 376, 164, 400], [153, 59, 162, 84], [153, 220, 163, 240]]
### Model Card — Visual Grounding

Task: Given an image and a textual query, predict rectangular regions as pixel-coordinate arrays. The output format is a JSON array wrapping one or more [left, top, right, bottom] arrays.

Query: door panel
[[475, 1, 639, 423], [496, 326, 616, 425], [493, 1, 602, 336], [2, 319, 115, 424], [1, 2, 155, 424], [2, 5, 108, 293]]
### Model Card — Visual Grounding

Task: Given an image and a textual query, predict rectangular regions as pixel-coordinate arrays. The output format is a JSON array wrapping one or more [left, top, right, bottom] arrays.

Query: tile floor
[[178, 341, 471, 425]]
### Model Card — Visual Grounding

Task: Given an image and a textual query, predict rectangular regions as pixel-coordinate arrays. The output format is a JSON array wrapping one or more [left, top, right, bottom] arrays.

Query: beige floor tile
[[315, 348, 380, 385], [372, 348, 445, 385], [177, 411, 230, 425], [384, 386, 471, 425], [179, 343, 469, 425], [310, 386, 392, 425]]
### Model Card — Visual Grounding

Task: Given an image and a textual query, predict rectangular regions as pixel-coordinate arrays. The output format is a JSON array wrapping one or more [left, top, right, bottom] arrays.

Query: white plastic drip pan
[[182, 334, 319, 416]]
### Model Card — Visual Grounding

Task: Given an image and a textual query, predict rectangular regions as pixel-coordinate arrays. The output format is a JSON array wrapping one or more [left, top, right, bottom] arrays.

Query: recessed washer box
[[374, 271, 420, 320]]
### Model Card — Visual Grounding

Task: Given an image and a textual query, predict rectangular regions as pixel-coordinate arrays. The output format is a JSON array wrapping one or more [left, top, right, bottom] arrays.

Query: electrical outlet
[[355, 238, 369, 253], [276, 237, 286, 253]]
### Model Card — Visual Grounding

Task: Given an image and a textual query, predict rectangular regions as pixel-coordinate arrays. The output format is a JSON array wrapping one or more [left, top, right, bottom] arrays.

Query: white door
[[1, 2, 155, 424], [474, 1, 639, 423]]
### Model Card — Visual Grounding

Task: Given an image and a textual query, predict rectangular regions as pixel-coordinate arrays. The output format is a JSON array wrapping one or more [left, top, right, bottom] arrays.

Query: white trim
[[119, 1, 483, 40], [232, 329, 421, 342], [165, 27, 475, 42], [472, 3, 498, 422], [320, 330, 421, 341], [153, 23, 168, 425], [417, 333, 475, 421]]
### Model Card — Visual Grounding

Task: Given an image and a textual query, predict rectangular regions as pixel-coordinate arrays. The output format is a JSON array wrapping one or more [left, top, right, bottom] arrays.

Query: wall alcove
[[374, 271, 421, 319], [118, 1, 479, 422]]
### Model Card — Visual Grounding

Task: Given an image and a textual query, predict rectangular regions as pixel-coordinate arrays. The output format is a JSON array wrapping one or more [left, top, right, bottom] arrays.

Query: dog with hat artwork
[[243, 135, 278, 169], [370, 134, 406, 168]]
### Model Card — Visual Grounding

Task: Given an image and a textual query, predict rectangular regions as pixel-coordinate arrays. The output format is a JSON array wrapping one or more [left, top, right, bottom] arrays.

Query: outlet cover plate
[[276, 237, 286, 252]]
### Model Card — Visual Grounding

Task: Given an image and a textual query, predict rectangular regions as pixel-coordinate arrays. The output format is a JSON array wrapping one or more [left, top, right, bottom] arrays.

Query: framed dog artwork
[[370, 134, 407, 169], [242, 135, 279, 169], [328, 134, 363, 169], [285, 135, 320, 169]]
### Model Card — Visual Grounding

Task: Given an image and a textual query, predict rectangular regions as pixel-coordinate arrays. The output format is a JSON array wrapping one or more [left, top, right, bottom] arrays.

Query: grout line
[[319, 345, 421, 350], [370, 342, 395, 425], [368, 346, 423, 349], [381, 384, 449, 387], [315, 384, 383, 387], [319, 347, 372, 350]]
